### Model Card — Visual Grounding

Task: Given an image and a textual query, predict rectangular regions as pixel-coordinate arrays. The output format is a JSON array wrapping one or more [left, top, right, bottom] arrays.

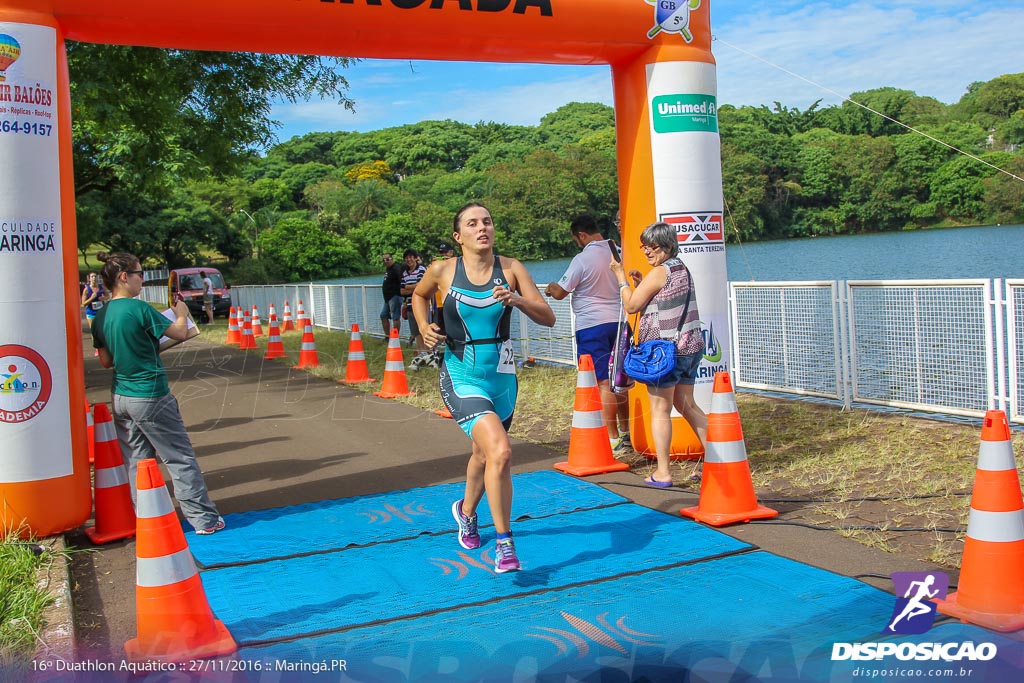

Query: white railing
[[230, 279, 1023, 423]]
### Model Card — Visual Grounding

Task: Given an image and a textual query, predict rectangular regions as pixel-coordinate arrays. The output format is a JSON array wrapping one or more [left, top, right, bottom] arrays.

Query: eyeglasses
[[640, 244, 660, 254], [382, 257, 393, 263]]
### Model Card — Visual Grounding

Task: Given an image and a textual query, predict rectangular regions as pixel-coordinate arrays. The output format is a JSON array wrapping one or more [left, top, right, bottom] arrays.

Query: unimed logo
[[651, 94, 717, 133], [831, 571, 998, 663]]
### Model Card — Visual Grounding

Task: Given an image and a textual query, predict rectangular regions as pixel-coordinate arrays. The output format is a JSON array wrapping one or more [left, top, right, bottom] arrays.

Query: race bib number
[[90, 300, 104, 311], [497, 340, 516, 375]]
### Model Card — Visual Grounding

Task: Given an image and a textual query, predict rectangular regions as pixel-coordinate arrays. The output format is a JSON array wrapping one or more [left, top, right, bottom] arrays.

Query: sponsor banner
[[645, 60, 727, 411], [0, 22, 70, 482]]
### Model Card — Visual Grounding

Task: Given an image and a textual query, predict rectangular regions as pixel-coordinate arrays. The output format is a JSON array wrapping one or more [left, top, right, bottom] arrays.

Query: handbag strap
[[629, 262, 693, 343]]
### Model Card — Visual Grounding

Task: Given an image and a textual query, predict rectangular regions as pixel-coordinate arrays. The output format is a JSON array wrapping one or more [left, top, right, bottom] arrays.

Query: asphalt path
[[70, 329, 952, 665]]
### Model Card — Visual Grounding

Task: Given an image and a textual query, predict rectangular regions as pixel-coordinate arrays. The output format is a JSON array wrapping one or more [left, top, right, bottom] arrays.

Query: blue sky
[[269, 0, 1023, 142]]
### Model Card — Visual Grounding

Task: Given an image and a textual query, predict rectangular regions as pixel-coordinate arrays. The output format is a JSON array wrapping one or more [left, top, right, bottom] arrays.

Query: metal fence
[[731, 279, 1022, 423], [228, 279, 1023, 423]]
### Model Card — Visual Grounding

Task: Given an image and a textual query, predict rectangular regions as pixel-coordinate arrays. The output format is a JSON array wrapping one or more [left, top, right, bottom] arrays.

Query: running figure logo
[[885, 571, 948, 635]]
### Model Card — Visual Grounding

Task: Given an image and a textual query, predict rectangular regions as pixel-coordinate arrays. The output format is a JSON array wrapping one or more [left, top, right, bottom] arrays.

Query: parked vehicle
[[168, 267, 231, 320]]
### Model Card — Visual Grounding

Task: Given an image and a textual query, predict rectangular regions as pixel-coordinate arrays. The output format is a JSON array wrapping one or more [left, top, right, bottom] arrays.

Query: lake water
[[325, 223, 1024, 285]]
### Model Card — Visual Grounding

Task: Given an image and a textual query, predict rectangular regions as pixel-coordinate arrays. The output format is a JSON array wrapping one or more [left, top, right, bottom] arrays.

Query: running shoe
[[610, 434, 632, 453], [451, 499, 480, 549], [195, 517, 225, 535], [494, 537, 521, 573]]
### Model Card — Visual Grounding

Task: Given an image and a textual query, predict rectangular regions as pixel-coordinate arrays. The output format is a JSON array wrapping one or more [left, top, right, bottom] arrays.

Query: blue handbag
[[622, 338, 677, 384]]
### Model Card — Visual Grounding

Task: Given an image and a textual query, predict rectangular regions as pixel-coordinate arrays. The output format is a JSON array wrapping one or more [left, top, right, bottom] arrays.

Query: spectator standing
[[545, 214, 630, 452], [399, 248, 431, 366], [380, 252, 405, 338], [610, 222, 707, 488], [200, 270, 214, 324], [91, 252, 224, 534]]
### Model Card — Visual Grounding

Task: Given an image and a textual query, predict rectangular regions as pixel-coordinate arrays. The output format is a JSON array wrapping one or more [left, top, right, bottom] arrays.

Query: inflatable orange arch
[[0, 0, 729, 536]]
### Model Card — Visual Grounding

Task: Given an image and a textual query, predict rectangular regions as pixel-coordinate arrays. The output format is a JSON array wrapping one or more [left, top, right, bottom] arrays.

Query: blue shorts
[[380, 295, 402, 321], [575, 321, 619, 382], [440, 347, 517, 438], [648, 349, 705, 389]]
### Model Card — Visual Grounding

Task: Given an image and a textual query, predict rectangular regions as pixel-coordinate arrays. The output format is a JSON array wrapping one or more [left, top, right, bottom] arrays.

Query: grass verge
[[0, 532, 66, 674], [193, 320, 1023, 569]]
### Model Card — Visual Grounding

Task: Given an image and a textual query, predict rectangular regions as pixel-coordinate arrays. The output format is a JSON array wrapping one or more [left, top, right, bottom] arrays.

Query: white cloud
[[270, 2, 1023, 139]]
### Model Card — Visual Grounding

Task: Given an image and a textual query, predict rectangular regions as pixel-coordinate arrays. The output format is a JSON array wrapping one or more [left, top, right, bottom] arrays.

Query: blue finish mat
[[201, 503, 751, 644], [236, 551, 917, 682], [186, 470, 628, 568]]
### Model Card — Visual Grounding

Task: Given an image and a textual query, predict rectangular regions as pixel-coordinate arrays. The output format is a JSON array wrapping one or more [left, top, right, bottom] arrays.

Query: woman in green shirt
[[91, 252, 224, 535]]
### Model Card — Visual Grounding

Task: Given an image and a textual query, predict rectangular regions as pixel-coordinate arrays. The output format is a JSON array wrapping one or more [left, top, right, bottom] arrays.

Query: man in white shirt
[[545, 214, 630, 451], [200, 271, 214, 324]]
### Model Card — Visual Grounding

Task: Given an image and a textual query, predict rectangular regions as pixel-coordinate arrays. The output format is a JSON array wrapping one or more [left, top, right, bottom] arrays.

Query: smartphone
[[609, 239, 621, 262]]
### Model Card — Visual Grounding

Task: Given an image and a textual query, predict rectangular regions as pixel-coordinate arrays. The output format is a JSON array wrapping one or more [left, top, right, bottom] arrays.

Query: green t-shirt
[[91, 298, 171, 398]]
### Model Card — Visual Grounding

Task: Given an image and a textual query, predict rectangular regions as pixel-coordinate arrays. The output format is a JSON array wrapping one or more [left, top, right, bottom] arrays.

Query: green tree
[[259, 217, 360, 280]]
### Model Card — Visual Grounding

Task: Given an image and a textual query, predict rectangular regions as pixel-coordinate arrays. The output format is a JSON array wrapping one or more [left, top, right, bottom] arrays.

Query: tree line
[[68, 43, 1024, 282]]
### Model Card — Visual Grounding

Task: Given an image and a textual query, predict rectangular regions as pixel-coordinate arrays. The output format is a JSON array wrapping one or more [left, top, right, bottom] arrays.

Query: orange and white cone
[[373, 329, 414, 398], [293, 321, 319, 369], [225, 307, 241, 345], [935, 410, 1024, 631], [341, 324, 374, 383], [124, 459, 236, 663], [296, 299, 310, 330], [263, 315, 286, 360], [267, 303, 277, 324], [554, 354, 630, 476], [680, 372, 778, 526], [85, 399, 95, 465], [238, 309, 256, 350], [83, 403, 136, 544], [251, 305, 264, 337], [281, 300, 295, 332]]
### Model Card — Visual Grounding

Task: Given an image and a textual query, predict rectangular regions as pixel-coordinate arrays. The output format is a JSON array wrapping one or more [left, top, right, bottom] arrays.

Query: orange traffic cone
[[85, 399, 95, 464], [225, 307, 241, 345], [341, 324, 374, 384], [281, 300, 295, 332], [238, 309, 256, 350], [373, 329, 415, 398], [264, 315, 286, 360], [680, 372, 777, 526], [293, 321, 319, 369], [435, 406, 453, 419], [554, 354, 630, 476], [124, 459, 236, 662], [267, 302, 277, 323], [296, 299, 309, 330], [83, 403, 136, 544], [935, 410, 1024, 631], [251, 305, 264, 337]]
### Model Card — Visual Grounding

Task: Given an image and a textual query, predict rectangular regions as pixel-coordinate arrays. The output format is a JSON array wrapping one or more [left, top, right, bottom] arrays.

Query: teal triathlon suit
[[440, 256, 517, 438]]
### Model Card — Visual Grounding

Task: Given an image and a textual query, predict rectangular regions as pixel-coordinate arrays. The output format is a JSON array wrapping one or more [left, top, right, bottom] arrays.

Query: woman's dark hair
[[96, 251, 139, 291], [453, 202, 488, 233], [639, 222, 679, 258], [402, 248, 419, 259]]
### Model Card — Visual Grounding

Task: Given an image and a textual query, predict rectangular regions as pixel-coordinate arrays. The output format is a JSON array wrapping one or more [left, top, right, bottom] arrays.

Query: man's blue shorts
[[575, 321, 619, 382], [380, 295, 402, 322]]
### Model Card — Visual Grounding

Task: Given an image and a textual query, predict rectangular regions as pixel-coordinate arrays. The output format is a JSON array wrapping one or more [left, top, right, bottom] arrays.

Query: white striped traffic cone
[[373, 329, 414, 397], [935, 410, 1024, 631], [680, 372, 778, 526], [124, 459, 236, 662], [554, 354, 629, 476], [83, 403, 136, 544], [282, 300, 295, 332]]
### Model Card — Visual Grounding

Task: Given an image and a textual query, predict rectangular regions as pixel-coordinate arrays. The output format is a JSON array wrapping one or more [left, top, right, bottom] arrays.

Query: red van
[[168, 267, 231, 320]]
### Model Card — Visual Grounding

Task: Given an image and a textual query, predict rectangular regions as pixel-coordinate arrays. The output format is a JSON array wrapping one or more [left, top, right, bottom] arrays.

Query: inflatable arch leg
[[0, 9, 91, 537], [612, 43, 731, 460]]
